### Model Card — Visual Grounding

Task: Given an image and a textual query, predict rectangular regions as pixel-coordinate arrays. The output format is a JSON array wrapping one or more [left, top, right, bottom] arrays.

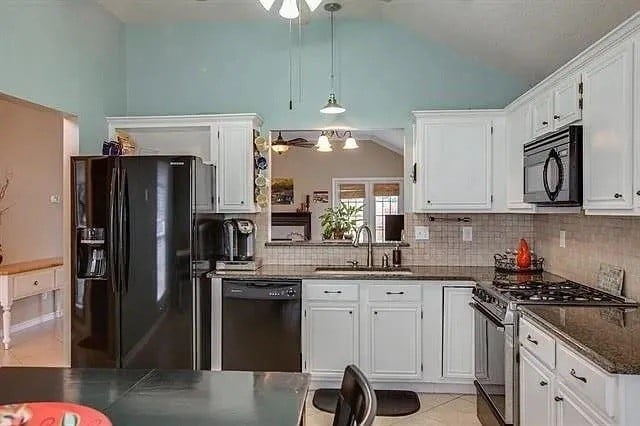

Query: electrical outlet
[[415, 226, 429, 241], [560, 230, 566, 248], [49, 195, 61, 204], [462, 226, 473, 242]]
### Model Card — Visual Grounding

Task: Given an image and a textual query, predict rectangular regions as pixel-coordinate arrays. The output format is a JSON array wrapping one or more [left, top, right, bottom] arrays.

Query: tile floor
[[1, 319, 481, 425]]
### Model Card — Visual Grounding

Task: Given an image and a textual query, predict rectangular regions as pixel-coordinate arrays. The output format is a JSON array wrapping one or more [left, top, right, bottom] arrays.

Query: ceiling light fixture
[[316, 129, 358, 152], [316, 132, 333, 152], [258, 0, 322, 19], [343, 133, 359, 150], [272, 132, 291, 154], [320, 3, 346, 114]]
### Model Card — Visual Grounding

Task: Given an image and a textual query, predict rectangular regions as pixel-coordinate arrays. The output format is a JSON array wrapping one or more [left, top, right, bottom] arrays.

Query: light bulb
[[258, 0, 276, 10], [343, 136, 359, 150], [279, 0, 299, 19], [304, 0, 322, 11]]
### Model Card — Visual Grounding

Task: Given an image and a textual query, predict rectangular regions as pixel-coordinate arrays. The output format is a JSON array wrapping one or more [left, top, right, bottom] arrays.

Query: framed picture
[[272, 178, 294, 205], [313, 190, 329, 203]]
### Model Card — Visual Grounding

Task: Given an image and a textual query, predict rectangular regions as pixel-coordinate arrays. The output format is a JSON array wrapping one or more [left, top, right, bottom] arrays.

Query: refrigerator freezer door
[[118, 156, 195, 369], [71, 156, 120, 368]]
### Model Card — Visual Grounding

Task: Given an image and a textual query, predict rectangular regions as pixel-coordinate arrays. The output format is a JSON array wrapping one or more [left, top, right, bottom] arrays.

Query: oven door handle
[[469, 302, 505, 329]]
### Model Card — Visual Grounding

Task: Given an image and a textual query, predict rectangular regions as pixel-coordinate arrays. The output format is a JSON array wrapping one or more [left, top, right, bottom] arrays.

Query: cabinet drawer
[[304, 281, 359, 301], [12, 270, 54, 300], [368, 284, 421, 302], [556, 342, 617, 418], [519, 318, 556, 369]]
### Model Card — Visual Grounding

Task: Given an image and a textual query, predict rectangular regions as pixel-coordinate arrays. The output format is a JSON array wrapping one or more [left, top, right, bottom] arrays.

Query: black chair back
[[332, 365, 377, 426]]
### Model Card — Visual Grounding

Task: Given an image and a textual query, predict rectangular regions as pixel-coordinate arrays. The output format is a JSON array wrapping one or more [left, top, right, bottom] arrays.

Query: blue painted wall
[[0, 1, 125, 152], [125, 19, 528, 140]]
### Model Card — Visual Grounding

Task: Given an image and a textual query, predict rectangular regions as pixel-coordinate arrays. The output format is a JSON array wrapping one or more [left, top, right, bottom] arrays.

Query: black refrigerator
[[70, 155, 224, 370]]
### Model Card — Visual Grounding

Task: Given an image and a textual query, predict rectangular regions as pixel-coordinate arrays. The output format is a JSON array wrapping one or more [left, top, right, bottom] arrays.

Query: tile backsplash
[[534, 214, 640, 301], [251, 212, 534, 267]]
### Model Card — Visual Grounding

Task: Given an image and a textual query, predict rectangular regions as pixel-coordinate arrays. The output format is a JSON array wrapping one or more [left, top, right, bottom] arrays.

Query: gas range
[[473, 272, 638, 325]]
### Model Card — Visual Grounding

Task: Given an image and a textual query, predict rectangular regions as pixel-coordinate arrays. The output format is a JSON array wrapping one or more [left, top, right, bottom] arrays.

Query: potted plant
[[319, 202, 364, 241]]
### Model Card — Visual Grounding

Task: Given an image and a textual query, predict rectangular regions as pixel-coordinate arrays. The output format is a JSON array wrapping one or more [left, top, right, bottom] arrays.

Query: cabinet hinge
[[421, 363, 424, 372], [411, 163, 417, 184], [491, 194, 494, 203], [578, 81, 583, 95], [217, 129, 220, 139], [421, 310, 423, 319], [516, 352, 520, 364], [304, 309, 307, 318], [578, 98, 583, 110], [490, 126, 494, 135], [304, 360, 307, 369]]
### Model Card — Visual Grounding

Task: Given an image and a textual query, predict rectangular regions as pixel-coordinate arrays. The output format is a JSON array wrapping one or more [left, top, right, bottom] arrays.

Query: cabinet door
[[419, 118, 493, 210], [194, 161, 215, 212], [369, 304, 422, 380], [583, 41, 634, 210], [634, 36, 640, 212], [555, 382, 609, 426], [442, 287, 474, 379], [553, 74, 583, 129], [532, 92, 554, 138], [217, 123, 254, 212], [304, 303, 359, 377], [506, 104, 535, 211], [520, 349, 554, 426]]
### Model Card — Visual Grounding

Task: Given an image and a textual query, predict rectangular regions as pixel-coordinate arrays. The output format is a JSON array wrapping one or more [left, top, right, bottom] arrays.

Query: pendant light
[[320, 3, 346, 115], [272, 131, 290, 154], [316, 132, 333, 152], [343, 131, 358, 150]]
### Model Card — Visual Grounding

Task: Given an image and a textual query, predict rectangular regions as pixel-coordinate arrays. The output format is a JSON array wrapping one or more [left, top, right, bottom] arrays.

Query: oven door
[[471, 301, 512, 426]]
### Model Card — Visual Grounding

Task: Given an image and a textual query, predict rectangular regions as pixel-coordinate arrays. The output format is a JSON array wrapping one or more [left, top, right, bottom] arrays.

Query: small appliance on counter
[[216, 219, 262, 271]]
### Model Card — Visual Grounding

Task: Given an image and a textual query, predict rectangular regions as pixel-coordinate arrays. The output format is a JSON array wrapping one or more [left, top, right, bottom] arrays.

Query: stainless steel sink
[[314, 266, 413, 276]]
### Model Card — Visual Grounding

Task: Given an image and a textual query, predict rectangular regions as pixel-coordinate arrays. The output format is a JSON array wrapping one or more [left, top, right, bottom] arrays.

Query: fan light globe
[[343, 136, 358, 150], [279, 0, 299, 19]]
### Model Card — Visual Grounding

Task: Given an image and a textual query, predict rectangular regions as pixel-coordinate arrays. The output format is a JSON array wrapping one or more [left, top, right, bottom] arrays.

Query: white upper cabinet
[[442, 286, 475, 380], [506, 103, 535, 211], [217, 121, 257, 213], [635, 35, 640, 213], [552, 73, 583, 129], [413, 112, 495, 212], [582, 40, 634, 210], [531, 92, 554, 138]]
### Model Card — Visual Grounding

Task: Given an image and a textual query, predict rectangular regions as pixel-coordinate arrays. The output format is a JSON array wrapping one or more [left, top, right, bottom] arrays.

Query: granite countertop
[[208, 265, 502, 282], [0, 257, 63, 276], [0, 368, 309, 426], [521, 305, 640, 375]]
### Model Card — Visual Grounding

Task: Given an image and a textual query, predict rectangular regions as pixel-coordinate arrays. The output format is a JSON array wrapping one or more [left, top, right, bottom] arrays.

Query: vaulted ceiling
[[96, 0, 640, 86]]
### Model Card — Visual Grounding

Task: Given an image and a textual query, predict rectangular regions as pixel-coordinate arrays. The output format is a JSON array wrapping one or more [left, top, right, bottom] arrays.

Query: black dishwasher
[[222, 279, 302, 372]]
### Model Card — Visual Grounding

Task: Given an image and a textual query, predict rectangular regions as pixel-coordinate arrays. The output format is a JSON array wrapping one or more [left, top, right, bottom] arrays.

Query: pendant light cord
[[289, 17, 293, 110], [330, 9, 335, 93]]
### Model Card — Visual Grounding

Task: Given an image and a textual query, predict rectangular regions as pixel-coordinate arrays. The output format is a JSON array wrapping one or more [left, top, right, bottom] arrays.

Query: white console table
[[0, 258, 63, 349]]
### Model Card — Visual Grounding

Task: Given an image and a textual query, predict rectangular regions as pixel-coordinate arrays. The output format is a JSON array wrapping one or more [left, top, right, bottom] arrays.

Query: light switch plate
[[462, 226, 473, 242], [415, 226, 429, 241], [50, 195, 61, 204], [560, 230, 566, 248]]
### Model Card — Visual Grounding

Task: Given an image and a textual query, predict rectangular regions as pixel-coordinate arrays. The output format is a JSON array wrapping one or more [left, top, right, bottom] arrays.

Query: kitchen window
[[333, 178, 403, 242]]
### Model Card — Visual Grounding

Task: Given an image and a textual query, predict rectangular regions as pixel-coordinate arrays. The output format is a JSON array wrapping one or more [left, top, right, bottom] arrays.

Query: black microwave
[[523, 126, 582, 206]]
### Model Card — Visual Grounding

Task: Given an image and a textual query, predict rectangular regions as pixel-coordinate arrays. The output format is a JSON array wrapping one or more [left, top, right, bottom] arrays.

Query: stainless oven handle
[[469, 302, 504, 329]]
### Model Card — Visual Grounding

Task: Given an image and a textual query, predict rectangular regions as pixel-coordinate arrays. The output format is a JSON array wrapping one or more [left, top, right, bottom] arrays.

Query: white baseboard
[[0, 310, 63, 338]]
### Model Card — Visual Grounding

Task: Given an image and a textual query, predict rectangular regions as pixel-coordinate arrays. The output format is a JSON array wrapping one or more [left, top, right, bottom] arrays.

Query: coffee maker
[[216, 219, 261, 271]]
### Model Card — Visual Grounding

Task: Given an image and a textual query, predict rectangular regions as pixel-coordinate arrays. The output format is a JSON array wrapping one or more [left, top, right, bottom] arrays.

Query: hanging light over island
[[320, 3, 346, 114]]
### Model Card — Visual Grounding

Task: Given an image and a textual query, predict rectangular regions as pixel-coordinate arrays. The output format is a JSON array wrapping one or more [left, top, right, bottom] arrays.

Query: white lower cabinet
[[442, 286, 475, 379], [368, 304, 422, 380], [304, 303, 359, 378], [520, 348, 554, 426], [555, 382, 610, 426]]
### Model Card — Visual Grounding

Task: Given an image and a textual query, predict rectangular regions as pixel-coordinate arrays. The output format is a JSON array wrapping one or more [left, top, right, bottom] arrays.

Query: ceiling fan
[[258, 0, 322, 19], [271, 132, 316, 154]]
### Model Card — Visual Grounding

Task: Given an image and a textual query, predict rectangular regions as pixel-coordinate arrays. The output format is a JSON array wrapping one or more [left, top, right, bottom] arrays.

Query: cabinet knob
[[374, 311, 378, 315], [553, 115, 560, 120], [542, 121, 549, 126], [539, 380, 548, 387], [240, 200, 245, 204], [33, 280, 39, 287], [427, 200, 431, 204], [614, 193, 623, 199], [554, 396, 564, 402], [349, 311, 353, 315], [636, 190, 640, 196]]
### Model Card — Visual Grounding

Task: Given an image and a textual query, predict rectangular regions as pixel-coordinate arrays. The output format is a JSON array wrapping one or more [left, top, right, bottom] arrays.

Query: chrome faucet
[[353, 224, 374, 268]]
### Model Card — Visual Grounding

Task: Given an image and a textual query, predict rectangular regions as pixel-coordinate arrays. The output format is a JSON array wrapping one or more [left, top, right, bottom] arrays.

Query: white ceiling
[[96, 0, 640, 85]]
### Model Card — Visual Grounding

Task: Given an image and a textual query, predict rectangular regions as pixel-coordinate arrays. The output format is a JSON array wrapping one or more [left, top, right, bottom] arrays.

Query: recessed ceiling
[[95, 0, 640, 85]]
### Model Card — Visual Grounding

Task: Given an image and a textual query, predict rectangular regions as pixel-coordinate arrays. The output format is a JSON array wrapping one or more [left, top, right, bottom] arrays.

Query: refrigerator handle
[[108, 167, 118, 294], [119, 167, 130, 294]]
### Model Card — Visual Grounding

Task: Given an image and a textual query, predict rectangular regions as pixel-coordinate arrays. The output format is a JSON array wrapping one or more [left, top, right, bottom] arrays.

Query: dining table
[[0, 367, 310, 425]]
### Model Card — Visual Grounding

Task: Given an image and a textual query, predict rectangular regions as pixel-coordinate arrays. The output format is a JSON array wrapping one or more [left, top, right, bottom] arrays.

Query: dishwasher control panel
[[268, 288, 297, 298], [222, 279, 302, 300]]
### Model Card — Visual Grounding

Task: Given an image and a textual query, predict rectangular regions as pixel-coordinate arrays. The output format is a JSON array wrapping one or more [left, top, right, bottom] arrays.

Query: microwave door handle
[[543, 149, 564, 201]]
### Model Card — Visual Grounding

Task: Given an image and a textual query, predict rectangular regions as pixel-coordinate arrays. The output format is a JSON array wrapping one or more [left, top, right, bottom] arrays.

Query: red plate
[[0, 402, 112, 425]]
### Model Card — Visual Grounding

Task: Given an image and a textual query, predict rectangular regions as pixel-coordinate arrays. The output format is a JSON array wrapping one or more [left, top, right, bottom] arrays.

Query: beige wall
[[0, 97, 64, 328], [535, 214, 640, 301], [271, 141, 404, 240]]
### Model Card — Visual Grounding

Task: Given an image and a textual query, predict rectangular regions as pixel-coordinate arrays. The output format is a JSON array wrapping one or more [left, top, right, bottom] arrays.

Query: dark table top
[[521, 305, 640, 375], [0, 368, 309, 425]]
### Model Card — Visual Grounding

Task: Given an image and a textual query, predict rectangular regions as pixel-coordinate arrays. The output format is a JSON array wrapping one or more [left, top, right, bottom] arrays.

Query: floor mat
[[312, 388, 421, 417]]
